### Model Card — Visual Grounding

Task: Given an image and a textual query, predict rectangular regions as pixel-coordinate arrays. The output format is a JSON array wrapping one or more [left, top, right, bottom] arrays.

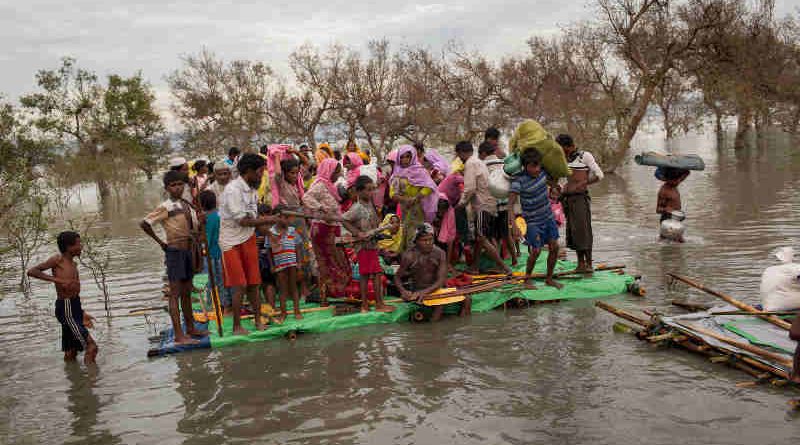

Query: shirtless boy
[[28, 231, 98, 364], [395, 224, 470, 321]]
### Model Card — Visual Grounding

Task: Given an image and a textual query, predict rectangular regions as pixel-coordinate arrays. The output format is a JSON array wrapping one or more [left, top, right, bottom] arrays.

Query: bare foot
[[545, 278, 563, 289], [187, 329, 210, 337], [84, 344, 98, 365], [254, 321, 267, 331], [174, 335, 201, 345], [522, 281, 538, 290], [376, 304, 396, 313], [232, 327, 250, 336], [360, 307, 369, 313], [274, 313, 287, 324], [294, 311, 304, 320]]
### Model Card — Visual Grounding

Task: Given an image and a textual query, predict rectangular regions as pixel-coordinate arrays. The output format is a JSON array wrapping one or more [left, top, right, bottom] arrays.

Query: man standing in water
[[656, 167, 690, 243], [555, 134, 604, 273], [219, 153, 276, 335]]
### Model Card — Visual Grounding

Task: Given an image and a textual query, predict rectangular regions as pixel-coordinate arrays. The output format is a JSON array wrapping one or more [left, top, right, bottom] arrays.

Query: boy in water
[[343, 176, 396, 313], [657, 167, 690, 242], [28, 231, 98, 364], [508, 149, 563, 290], [141, 170, 208, 345]]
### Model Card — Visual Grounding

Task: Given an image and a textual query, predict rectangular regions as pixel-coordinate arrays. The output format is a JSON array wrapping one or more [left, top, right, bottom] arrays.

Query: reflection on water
[[2, 130, 800, 444]]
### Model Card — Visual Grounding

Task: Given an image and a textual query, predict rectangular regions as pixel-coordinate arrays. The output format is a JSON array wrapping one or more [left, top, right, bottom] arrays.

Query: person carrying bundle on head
[[656, 167, 690, 243]]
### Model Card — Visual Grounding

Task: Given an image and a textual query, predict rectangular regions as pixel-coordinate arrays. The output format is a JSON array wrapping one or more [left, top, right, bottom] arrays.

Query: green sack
[[509, 120, 571, 179], [503, 153, 523, 176]]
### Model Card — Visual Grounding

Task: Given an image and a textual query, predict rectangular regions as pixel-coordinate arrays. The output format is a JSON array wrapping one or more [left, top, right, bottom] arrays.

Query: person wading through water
[[556, 134, 604, 273]]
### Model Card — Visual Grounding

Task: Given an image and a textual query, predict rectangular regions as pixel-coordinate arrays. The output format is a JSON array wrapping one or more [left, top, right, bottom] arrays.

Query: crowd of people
[[29, 126, 607, 360]]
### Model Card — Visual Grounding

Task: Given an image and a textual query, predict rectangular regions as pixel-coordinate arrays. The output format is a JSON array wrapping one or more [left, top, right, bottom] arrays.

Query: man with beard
[[219, 153, 277, 335]]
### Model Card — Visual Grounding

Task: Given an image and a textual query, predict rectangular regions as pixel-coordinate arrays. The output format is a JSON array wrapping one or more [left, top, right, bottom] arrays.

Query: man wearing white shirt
[[219, 153, 275, 335], [555, 134, 604, 273]]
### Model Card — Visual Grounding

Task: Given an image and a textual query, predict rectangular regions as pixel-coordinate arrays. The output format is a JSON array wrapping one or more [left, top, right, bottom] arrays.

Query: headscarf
[[313, 158, 342, 203], [268, 144, 305, 208], [315, 142, 334, 165], [345, 142, 371, 164], [413, 222, 435, 243], [450, 157, 465, 174], [437, 173, 464, 207], [377, 214, 403, 253], [391, 145, 439, 222], [345, 152, 365, 189], [386, 149, 399, 164], [423, 149, 450, 176]]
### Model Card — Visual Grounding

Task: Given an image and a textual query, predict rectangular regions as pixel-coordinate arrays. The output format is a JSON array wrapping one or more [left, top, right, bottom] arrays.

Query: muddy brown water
[[3, 130, 800, 444]]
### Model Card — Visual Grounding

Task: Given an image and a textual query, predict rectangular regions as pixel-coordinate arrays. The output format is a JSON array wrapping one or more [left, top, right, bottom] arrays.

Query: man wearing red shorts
[[219, 153, 276, 335]]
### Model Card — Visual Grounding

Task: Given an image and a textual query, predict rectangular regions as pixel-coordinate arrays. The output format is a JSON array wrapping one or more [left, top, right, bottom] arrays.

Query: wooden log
[[595, 301, 651, 327], [667, 273, 791, 331], [647, 332, 675, 342], [737, 356, 790, 379], [710, 310, 799, 317], [671, 300, 711, 312], [674, 322, 793, 367]]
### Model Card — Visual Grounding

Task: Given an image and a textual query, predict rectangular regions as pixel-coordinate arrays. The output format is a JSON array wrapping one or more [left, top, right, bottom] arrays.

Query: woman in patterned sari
[[389, 145, 439, 251], [302, 159, 351, 305]]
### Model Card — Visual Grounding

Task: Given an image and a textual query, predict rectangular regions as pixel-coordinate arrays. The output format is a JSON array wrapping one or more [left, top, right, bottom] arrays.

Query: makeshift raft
[[597, 273, 798, 387], [146, 253, 635, 357]]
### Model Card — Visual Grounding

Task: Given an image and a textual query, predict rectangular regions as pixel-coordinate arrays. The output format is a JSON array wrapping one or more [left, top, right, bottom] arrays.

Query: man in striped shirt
[[508, 149, 563, 289], [556, 134, 604, 273]]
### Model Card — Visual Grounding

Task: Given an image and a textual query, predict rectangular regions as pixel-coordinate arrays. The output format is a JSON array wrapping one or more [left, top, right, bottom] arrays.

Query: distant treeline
[[2, 0, 799, 205]]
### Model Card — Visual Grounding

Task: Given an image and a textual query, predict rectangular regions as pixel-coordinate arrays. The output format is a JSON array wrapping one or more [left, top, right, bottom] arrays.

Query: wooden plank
[[667, 273, 791, 331]]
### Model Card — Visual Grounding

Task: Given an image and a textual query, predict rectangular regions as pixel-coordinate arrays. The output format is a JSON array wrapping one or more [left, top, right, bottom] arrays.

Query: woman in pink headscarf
[[423, 149, 450, 184], [343, 152, 364, 189], [389, 145, 439, 251], [302, 158, 353, 305], [269, 145, 312, 298]]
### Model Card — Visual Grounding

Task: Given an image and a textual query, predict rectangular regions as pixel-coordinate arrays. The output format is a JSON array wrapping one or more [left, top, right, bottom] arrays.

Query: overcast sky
[[1, 0, 796, 126]]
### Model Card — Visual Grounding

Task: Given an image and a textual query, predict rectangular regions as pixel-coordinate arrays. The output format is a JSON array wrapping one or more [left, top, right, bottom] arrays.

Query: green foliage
[[3, 176, 50, 295], [20, 58, 167, 203], [67, 215, 113, 314]]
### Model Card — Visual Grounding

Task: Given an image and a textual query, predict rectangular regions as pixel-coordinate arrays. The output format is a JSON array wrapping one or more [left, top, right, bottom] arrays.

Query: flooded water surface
[[3, 130, 800, 444]]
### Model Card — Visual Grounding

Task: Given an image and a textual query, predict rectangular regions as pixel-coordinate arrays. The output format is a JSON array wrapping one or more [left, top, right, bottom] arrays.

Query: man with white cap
[[208, 161, 232, 198], [168, 156, 194, 204]]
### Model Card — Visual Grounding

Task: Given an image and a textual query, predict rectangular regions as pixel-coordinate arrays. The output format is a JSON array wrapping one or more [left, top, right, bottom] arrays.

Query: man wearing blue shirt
[[508, 149, 563, 290]]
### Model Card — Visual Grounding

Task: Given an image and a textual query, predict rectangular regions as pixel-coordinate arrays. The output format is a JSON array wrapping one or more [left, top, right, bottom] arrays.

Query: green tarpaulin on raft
[[192, 252, 633, 349]]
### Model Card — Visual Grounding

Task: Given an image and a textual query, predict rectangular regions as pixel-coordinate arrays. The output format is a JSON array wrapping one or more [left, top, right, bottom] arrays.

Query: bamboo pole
[[674, 322, 793, 368], [711, 310, 799, 317], [671, 300, 711, 312], [595, 301, 651, 327], [667, 273, 791, 331], [202, 240, 224, 337]]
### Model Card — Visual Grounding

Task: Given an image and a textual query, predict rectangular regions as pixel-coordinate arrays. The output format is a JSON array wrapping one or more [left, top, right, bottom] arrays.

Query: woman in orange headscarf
[[315, 142, 334, 165], [345, 140, 370, 164]]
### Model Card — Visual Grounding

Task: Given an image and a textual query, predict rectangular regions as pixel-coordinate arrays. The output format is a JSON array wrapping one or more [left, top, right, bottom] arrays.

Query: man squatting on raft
[[555, 134, 604, 273], [394, 223, 470, 321]]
